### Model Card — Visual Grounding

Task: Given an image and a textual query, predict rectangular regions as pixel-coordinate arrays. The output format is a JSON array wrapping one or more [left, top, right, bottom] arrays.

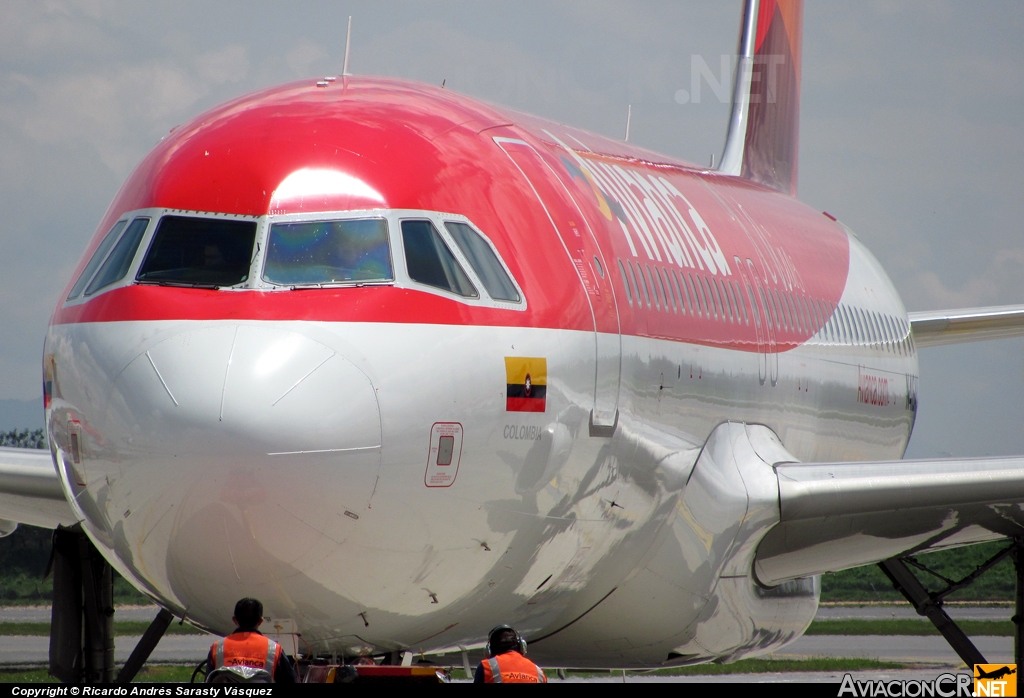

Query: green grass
[[0, 526, 150, 606], [822, 541, 1016, 602], [0, 665, 196, 683], [0, 621, 208, 636], [650, 658, 905, 675], [0, 572, 150, 606], [442, 657, 907, 681], [806, 619, 1012, 636], [0, 659, 909, 683]]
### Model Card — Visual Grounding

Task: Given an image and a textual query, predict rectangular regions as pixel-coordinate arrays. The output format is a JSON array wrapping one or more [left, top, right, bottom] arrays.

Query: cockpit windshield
[[263, 218, 393, 286], [137, 216, 257, 287]]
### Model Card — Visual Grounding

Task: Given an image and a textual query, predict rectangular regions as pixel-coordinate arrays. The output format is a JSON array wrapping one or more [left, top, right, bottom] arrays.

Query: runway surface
[[557, 668, 969, 683], [0, 634, 213, 665], [775, 634, 1009, 664], [3, 603, 1011, 624], [0, 605, 1012, 680], [815, 604, 1012, 621], [0, 633, 1010, 667]]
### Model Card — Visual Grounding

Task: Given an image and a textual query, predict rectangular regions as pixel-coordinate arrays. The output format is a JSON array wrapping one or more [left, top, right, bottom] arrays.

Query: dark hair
[[489, 627, 521, 655], [234, 598, 263, 629]]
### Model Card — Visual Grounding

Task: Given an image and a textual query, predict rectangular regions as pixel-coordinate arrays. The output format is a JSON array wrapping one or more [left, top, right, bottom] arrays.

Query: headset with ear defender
[[485, 625, 527, 656]]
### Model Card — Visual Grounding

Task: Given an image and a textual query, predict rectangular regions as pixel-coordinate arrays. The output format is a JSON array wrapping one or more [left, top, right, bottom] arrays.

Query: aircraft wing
[[910, 304, 1024, 347], [0, 447, 77, 529], [754, 456, 1024, 585]]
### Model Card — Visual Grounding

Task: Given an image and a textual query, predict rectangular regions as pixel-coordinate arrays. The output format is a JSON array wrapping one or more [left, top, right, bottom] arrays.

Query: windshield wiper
[[136, 279, 221, 290], [280, 280, 394, 289]]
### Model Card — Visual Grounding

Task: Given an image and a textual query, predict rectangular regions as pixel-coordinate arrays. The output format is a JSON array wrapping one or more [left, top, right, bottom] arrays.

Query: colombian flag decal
[[505, 357, 546, 413]]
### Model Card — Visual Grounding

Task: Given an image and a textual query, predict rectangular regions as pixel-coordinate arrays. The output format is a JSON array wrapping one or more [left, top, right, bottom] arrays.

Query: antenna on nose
[[342, 16, 353, 76], [624, 104, 632, 142]]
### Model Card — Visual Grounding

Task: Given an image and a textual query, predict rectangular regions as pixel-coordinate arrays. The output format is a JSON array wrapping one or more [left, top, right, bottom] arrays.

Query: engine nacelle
[[529, 422, 818, 667]]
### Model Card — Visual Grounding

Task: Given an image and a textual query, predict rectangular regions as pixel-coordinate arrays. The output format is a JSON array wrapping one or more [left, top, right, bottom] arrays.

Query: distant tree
[[0, 428, 47, 449], [0, 426, 147, 604], [0, 429, 52, 601]]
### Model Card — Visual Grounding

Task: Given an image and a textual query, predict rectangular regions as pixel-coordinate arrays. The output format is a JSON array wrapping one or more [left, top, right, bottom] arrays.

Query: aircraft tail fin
[[719, 0, 803, 196]]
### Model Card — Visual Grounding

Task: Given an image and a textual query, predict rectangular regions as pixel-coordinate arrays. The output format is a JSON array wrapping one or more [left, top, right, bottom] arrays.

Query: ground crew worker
[[474, 625, 547, 683], [205, 597, 298, 683]]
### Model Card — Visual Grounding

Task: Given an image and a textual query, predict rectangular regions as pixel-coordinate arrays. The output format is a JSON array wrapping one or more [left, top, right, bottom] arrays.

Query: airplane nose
[[114, 324, 380, 461], [105, 323, 383, 622]]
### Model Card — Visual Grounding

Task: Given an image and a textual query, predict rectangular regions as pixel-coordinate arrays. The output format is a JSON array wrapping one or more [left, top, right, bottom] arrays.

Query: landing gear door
[[494, 137, 621, 431]]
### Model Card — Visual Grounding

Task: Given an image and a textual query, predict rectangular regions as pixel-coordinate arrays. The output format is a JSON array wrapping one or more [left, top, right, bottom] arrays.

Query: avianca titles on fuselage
[[44, 76, 917, 666]]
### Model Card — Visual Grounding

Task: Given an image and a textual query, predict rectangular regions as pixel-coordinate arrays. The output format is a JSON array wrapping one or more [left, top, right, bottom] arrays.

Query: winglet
[[719, 0, 803, 196]]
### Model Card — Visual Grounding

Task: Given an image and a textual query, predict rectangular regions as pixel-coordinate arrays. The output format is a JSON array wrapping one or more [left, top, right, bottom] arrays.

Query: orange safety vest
[[210, 632, 281, 674], [481, 652, 547, 683]]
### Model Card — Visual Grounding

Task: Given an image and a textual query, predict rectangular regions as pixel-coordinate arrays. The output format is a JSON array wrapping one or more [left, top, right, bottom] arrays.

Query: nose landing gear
[[48, 525, 174, 683]]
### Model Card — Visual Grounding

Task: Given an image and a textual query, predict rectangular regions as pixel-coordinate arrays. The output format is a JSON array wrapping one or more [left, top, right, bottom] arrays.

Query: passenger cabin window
[[85, 217, 150, 296], [263, 218, 391, 286], [732, 282, 747, 325], [699, 278, 709, 317], [688, 274, 701, 316], [444, 222, 519, 302], [782, 291, 795, 331], [646, 266, 661, 310], [676, 271, 691, 314], [138, 216, 256, 288], [664, 269, 678, 313], [630, 261, 649, 308], [67, 219, 127, 301], [618, 260, 633, 306], [781, 291, 793, 331], [401, 220, 477, 297], [671, 272, 685, 315], [721, 279, 735, 323]]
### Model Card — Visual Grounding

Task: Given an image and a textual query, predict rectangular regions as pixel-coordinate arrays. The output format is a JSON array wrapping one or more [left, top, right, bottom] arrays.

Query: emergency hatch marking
[[505, 357, 547, 413], [425, 422, 463, 488]]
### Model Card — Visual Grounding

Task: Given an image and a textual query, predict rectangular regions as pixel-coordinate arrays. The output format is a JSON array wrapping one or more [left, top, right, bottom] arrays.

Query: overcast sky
[[1, 1, 1021, 457]]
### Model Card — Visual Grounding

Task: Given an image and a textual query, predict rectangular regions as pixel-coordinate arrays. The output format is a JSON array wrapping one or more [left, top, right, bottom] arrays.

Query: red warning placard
[[424, 422, 463, 488]]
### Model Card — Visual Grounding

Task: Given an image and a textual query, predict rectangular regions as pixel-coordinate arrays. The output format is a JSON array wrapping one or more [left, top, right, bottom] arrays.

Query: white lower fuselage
[[44, 230, 917, 667]]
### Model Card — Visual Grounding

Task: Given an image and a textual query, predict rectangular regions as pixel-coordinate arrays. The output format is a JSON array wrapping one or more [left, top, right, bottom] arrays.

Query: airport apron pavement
[[0, 634, 1012, 667], [771, 634, 1011, 664], [0, 634, 214, 665]]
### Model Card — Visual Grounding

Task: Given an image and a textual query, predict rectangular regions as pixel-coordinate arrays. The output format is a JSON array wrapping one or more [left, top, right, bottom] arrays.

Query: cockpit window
[[84, 217, 150, 296], [443, 222, 520, 302], [67, 219, 128, 301], [263, 218, 392, 286], [137, 216, 256, 288], [401, 220, 478, 298]]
